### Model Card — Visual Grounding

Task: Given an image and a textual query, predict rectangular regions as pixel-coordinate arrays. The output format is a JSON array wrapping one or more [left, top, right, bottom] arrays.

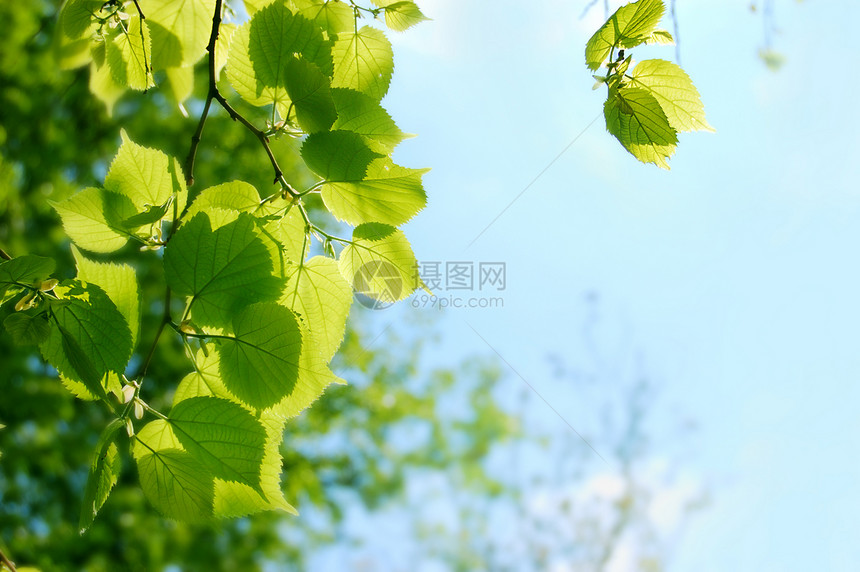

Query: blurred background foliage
[[0, 1, 703, 570]]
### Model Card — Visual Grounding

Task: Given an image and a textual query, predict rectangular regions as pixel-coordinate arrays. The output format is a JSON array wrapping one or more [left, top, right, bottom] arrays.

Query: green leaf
[[104, 131, 188, 218], [216, 302, 303, 409], [604, 86, 678, 169], [213, 410, 297, 517], [164, 212, 283, 328], [231, 1, 332, 111], [627, 59, 714, 133], [58, 0, 104, 40], [164, 66, 195, 105], [0, 255, 55, 290], [302, 130, 428, 226], [183, 181, 262, 222], [294, 0, 354, 36], [331, 88, 409, 152], [373, 0, 430, 32], [134, 420, 215, 523], [174, 348, 236, 405], [214, 23, 236, 81], [40, 281, 133, 399], [72, 245, 141, 349], [3, 313, 51, 346], [121, 198, 172, 229], [88, 44, 126, 116], [585, 0, 665, 71], [79, 419, 125, 533], [645, 29, 675, 45], [50, 187, 138, 253], [281, 256, 352, 361], [143, 0, 216, 69], [106, 15, 154, 90], [226, 19, 287, 108], [262, 208, 308, 263], [271, 329, 345, 419], [338, 223, 422, 303], [284, 57, 337, 133], [331, 26, 394, 100], [169, 397, 267, 494]]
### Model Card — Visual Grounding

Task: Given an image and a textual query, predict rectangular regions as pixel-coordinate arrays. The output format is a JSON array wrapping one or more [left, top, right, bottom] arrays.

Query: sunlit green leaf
[[164, 212, 283, 328], [372, 0, 430, 32], [143, 0, 216, 69], [585, 0, 665, 71], [50, 187, 139, 253], [338, 223, 422, 302], [169, 396, 267, 494], [72, 245, 141, 348], [294, 0, 354, 36], [40, 281, 133, 399], [284, 57, 337, 133], [302, 130, 427, 226], [216, 302, 303, 409], [645, 29, 675, 45], [104, 131, 187, 218], [604, 86, 677, 169], [79, 419, 124, 533], [628, 59, 714, 132], [183, 181, 262, 221], [331, 88, 409, 152], [282, 256, 352, 361], [106, 15, 154, 90], [134, 420, 215, 523], [331, 26, 393, 100]]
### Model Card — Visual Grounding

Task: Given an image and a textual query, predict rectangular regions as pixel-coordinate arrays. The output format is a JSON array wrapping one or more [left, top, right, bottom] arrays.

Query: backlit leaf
[[338, 223, 422, 302], [604, 86, 678, 169], [585, 0, 665, 71], [169, 396, 267, 494], [164, 212, 283, 328], [628, 58, 714, 132], [79, 419, 125, 533], [331, 26, 393, 100], [281, 256, 352, 361], [216, 302, 303, 409]]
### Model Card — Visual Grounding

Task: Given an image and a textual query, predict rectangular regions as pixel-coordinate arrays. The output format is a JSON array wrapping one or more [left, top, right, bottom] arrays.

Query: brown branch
[[0, 547, 18, 572], [183, 0, 298, 197]]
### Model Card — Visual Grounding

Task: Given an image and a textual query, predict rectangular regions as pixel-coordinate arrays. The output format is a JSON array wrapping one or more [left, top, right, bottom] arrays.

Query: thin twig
[[133, 287, 171, 381], [183, 0, 299, 197], [129, 0, 152, 88], [670, 0, 681, 64], [0, 547, 18, 572]]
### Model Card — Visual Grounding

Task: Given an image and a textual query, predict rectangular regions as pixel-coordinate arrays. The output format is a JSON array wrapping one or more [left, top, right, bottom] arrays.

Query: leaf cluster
[[1, 0, 431, 527], [586, 0, 713, 169]]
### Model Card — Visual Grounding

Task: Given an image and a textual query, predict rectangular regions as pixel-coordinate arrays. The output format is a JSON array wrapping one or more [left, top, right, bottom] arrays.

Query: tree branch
[[0, 547, 18, 572], [183, 0, 299, 198]]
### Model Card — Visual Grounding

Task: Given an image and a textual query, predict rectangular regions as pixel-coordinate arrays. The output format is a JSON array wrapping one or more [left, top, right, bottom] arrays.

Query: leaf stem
[[134, 286, 171, 382], [0, 547, 17, 572], [138, 399, 168, 421], [0, 247, 12, 261], [183, 0, 299, 199], [129, 0, 153, 88]]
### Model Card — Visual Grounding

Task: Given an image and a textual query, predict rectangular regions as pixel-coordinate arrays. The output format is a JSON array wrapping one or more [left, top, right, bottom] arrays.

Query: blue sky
[[352, 0, 860, 569]]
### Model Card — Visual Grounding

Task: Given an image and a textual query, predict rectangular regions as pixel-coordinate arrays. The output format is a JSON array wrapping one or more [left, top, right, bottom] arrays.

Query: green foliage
[[2, 0, 432, 529], [586, 0, 712, 168]]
